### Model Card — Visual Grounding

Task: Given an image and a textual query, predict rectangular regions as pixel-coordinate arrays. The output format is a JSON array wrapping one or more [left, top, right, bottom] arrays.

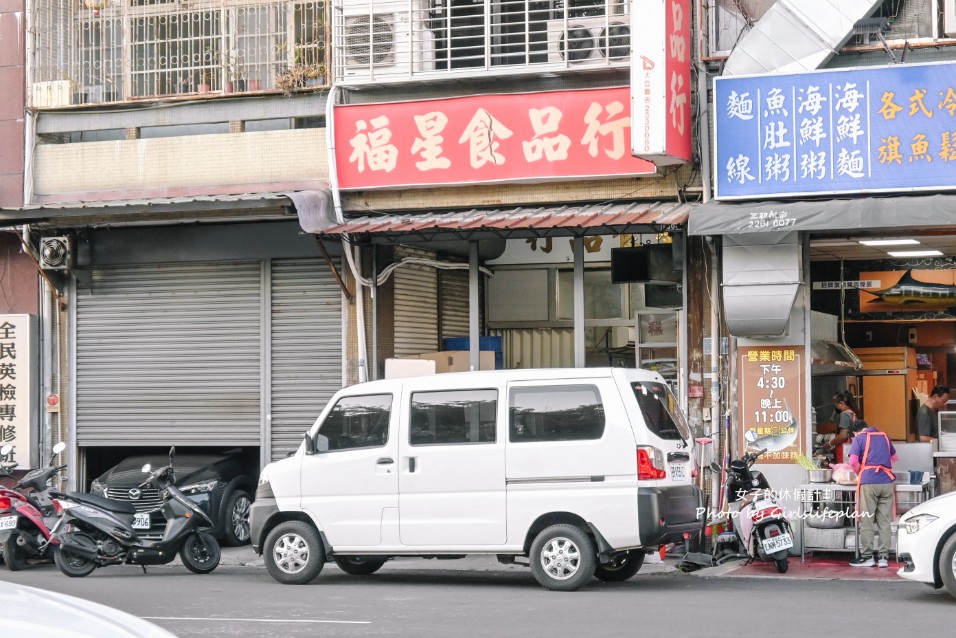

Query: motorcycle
[[712, 448, 793, 573], [0, 442, 67, 570], [48, 446, 221, 578]]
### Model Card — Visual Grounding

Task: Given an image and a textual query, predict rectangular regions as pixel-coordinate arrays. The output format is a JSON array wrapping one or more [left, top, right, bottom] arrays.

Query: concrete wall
[[33, 128, 329, 204], [0, 0, 24, 208]]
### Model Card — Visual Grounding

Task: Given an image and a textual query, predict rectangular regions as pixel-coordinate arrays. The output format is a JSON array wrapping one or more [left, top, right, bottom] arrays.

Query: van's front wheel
[[263, 521, 325, 585], [530, 524, 596, 591]]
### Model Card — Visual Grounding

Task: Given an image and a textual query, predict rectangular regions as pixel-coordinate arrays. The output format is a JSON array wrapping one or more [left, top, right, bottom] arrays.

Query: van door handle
[[409, 457, 417, 473], [376, 457, 394, 465]]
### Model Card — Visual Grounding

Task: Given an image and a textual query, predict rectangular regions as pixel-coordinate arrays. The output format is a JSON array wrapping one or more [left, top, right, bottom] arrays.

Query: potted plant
[[274, 63, 325, 97], [197, 70, 211, 94], [222, 53, 245, 93]]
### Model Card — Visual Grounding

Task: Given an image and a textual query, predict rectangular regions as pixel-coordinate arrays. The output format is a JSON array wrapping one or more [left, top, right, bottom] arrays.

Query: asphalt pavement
[[1, 548, 952, 637]]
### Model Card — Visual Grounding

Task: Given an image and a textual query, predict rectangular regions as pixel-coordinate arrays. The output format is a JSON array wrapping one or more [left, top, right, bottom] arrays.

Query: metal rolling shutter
[[439, 269, 469, 345], [269, 259, 343, 461], [75, 262, 262, 446], [393, 251, 439, 357]]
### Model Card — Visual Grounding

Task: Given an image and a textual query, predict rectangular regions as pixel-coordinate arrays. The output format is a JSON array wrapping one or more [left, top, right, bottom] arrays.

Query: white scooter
[[713, 448, 793, 573]]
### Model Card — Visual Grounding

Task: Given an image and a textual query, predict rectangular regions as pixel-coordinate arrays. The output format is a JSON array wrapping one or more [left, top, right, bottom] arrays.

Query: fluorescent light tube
[[887, 250, 943, 257], [858, 239, 920, 246]]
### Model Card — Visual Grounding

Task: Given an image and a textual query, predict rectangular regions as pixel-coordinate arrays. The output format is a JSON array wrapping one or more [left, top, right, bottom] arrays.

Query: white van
[[250, 367, 702, 591]]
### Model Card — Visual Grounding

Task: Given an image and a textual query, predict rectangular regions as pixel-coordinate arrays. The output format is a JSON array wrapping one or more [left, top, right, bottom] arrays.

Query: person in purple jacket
[[847, 420, 898, 568]]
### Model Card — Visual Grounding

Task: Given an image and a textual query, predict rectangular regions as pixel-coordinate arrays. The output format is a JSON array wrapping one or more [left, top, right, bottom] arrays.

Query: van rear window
[[509, 385, 605, 442], [631, 382, 691, 441]]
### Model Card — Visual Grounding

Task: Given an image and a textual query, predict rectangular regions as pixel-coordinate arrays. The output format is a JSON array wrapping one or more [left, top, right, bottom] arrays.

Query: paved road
[[1, 555, 952, 637]]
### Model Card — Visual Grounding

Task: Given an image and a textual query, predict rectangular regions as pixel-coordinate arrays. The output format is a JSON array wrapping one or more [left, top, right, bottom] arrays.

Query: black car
[[88, 450, 257, 546]]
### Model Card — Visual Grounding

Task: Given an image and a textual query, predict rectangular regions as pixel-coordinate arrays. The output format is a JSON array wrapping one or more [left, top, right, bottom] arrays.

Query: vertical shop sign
[[0, 315, 36, 469], [630, 0, 692, 165], [737, 345, 806, 464]]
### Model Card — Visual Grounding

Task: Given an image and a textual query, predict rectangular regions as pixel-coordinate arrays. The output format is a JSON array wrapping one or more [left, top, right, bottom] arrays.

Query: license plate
[[0, 515, 16, 530], [132, 513, 151, 530], [761, 533, 793, 553], [669, 463, 688, 481]]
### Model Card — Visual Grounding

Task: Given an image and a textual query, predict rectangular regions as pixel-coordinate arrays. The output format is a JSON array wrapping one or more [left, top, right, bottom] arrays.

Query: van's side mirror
[[303, 432, 316, 455]]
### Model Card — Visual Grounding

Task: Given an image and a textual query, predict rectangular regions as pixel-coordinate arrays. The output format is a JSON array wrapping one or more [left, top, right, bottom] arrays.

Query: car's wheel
[[594, 549, 645, 582], [334, 556, 387, 575], [222, 489, 252, 547], [179, 532, 221, 574], [54, 542, 96, 578], [3, 530, 29, 571], [264, 521, 325, 585], [939, 533, 956, 600], [529, 524, 596, 592]]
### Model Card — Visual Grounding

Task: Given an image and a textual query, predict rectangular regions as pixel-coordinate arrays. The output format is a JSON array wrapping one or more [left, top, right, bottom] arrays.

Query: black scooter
[[48, 446, 220, 577]]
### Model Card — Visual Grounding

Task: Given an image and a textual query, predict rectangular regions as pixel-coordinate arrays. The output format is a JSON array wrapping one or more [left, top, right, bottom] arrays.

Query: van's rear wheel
[[530, 524, 596, 591], [594, 550, 645, 582], [334, 556, 387, 575], [264, 521, 325, 585]]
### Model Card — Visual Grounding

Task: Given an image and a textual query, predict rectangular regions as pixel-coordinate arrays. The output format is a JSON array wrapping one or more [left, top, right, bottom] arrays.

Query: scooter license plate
[[761, 533, 793, 553], [132, 513, 151, 530], [0, 515, 16, 530]]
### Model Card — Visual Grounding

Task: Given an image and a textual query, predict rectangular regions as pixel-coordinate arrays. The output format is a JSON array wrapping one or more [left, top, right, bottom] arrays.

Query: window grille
[[30, 0, 329, 106], [333, 0, 631, 85]]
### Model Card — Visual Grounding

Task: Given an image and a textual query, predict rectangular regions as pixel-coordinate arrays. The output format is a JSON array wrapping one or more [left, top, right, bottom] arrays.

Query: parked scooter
[[48, 446, 221, 577], [0, 442, 67, 570], [712, 448, 793, 573]]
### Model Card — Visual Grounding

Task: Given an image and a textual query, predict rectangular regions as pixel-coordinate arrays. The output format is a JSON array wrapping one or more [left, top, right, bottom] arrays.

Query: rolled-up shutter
[[439, 269, 469, 345], [393, 248, 438, 357], [75, 262, 262, 446], [269, 259, 343, 461]]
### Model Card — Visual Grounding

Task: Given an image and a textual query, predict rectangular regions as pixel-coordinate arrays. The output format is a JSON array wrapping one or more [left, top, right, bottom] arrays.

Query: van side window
[[509, 385, 605, 442], [631, 381, 691, 441], [409, 390, 498, 445], [316, 394, 392, 451]]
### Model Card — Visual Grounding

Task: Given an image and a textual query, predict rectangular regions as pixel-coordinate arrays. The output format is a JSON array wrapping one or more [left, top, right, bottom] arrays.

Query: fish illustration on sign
[[864, 270, 956, 308]]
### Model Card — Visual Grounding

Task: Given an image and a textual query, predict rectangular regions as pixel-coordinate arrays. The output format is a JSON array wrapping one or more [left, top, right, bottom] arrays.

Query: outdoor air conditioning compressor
[[39, 236, 72, 270]]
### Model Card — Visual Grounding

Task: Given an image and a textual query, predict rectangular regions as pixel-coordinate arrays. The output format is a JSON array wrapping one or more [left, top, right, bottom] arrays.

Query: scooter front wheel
[[180, 532, 221, 574], [54, 544, 96, 577]]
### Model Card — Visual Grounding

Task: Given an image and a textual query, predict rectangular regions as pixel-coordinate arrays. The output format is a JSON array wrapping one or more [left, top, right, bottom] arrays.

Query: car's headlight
[[903, 513, 939, 534], [258, 468, 270, 486], [89, 478, 106, 496], [180, 479, 217, 495]]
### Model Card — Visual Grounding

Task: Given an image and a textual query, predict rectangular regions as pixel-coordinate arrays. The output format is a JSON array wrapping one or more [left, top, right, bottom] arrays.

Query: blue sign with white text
[[714, 62, 956, 200]]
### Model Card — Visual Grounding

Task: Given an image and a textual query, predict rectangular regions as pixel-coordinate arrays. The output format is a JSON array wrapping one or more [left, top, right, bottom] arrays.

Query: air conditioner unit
[[946, 0, 956, 38], [31, 81, 74, 108], [546, 16, 630, 64], [340, 1, 436, 80], [609, 326, 635, 348], [39, 236, 72, 271]]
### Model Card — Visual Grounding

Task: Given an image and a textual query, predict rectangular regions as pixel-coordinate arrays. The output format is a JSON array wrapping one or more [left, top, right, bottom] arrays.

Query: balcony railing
[[31, 0, 330, 107], [332, 0, 632, 86]]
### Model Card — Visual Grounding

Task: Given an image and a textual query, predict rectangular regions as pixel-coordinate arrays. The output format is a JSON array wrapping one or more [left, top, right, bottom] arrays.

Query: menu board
[[737, 346, 806, 464]]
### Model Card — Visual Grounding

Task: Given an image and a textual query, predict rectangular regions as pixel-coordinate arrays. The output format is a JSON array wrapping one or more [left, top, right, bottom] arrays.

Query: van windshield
[[631, 382, 691, 441]]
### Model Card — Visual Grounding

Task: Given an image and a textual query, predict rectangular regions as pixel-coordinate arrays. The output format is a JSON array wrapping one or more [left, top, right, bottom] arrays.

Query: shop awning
[[688, 194, 956, 236], [311, 201, 693, 243], [4, 192, 299, 227]]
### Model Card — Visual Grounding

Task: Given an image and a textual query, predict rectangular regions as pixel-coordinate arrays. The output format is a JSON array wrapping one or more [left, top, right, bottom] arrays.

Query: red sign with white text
[[333, 87, 657, 190], [630, 0, 692, 165]]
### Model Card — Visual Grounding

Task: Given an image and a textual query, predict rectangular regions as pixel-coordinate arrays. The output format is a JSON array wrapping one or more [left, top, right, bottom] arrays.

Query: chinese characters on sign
[[715, 61, 956, 198], [738, 346, 806, 465], [0, 315, 35, 469], [630, 0, 692, 165], [334, 87, 657, 190]]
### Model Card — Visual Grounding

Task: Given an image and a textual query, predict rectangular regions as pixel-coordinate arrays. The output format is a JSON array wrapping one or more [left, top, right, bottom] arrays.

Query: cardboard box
[[384, 358, 436, 379], [412, 351, 495, 373]]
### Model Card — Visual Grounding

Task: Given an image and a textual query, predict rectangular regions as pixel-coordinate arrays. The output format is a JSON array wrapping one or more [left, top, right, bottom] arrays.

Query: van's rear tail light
[[637, 446, 667, 480], [0, 496, 11, 511]]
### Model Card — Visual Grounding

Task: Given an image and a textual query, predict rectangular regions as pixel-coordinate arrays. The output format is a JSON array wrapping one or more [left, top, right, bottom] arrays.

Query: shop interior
[[804, 232, 956, 555]]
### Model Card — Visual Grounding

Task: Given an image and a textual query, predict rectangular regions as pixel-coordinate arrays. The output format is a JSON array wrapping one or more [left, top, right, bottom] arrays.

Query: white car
[[0, 580, 175, 637], [897, 490, 956, 599]]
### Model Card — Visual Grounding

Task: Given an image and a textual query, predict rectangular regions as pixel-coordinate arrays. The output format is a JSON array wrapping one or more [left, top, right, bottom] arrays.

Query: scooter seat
[[65, 491, 136, 515]]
